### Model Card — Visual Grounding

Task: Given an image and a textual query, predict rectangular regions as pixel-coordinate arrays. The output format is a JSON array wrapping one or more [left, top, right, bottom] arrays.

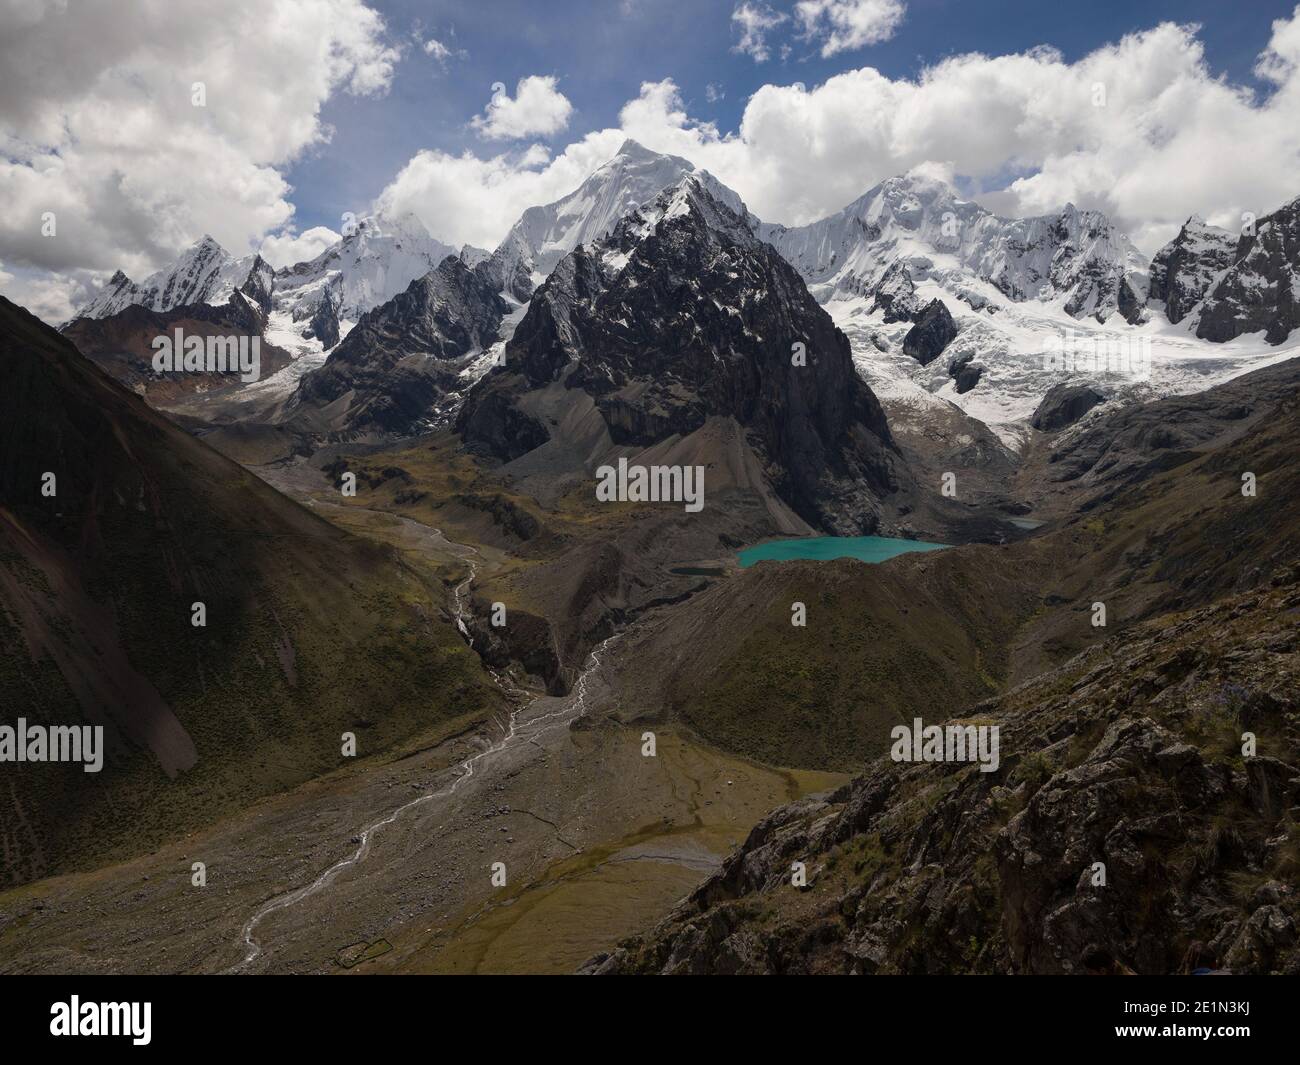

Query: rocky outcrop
[[1031, 383, 1106, 432], [1197, 196, 1300, 344], [869, 261, 920, 323], [901, 298, 957, 364], [1148, 216, 1238, 325], [948, 351, 982, 394], [238, 254, 275, 320], [458, 176, 902, 534], [591, 573, 1300, 975], [303, 289, 340, 349]]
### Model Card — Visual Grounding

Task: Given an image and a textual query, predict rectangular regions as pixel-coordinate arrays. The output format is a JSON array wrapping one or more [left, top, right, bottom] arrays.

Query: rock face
[[459, 175, 902, 534], [303, 288, 340, 349], [902, 298, 957, 364], [238, 254, 275, 321], [289, 255, 507, 438], [589, 571, 1300, 975], [1030, 384, 1106, 432], [1196, 196, 1300, 344], [1148, 216, 1238, 325]]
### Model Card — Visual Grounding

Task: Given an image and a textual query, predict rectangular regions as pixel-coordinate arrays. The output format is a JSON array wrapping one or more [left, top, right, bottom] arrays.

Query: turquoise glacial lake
[[738, 535, 950, 568]]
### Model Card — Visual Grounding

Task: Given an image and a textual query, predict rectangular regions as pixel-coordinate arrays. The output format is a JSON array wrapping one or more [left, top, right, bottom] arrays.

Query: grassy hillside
[[606, 360, 1300, 772]]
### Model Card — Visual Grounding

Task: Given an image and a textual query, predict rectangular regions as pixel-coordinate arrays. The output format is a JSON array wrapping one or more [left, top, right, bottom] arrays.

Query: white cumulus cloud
[[378, 13, 1300, 259], [795, 0, 906, 56], [0, 0, 400, 315], [471, 76, 574, 140], [259, 226, 345, 269], [375, 132, 628, 249]]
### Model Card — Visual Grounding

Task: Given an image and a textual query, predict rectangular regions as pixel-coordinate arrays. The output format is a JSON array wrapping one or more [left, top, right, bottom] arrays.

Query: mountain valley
[[3, 133, 1300, 978]]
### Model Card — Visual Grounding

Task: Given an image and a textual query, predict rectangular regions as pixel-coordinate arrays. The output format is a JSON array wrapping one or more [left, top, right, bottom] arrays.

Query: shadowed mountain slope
[[0, 297, 501, 887]]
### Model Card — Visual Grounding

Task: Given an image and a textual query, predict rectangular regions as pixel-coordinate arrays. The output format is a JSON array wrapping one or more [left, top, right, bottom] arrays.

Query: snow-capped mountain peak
[[272, 210, 457, 326], [760, 171, 1149, 324], [476, 138, 752, 302], [72, 233, 254, 321]]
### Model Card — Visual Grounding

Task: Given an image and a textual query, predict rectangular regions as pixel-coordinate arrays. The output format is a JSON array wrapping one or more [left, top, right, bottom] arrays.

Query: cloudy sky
[[3, 0, 1300, 321]]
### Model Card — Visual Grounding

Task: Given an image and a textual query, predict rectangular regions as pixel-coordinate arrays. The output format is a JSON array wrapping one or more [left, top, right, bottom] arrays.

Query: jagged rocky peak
[[459, 244, 491, 269], [1195, 195, 1300, 344], [975, 201, 1150, 324], [144, 234, 231, 310], [287, 254, 507, 438], [758, 167, 978, 289], [459, 174, 902, 534], [238, 253, 275, 318], [273, 210, 458, 325], [75, 268, 143, 320], [1148, 215, 1238, 325], [71, 233, 260, 321]]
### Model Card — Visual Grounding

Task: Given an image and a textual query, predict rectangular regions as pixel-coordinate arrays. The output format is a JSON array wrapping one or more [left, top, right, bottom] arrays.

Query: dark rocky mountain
[[457, 176, 905, 535], [1196, 196, 1300, 344], [0, 296, 499, 886], [304, 287, 341, 349], [901, 298, 957, 364], [238, 253, 276, 320], [1148, 216, 1239, 325], [286, 255, 508, 439]]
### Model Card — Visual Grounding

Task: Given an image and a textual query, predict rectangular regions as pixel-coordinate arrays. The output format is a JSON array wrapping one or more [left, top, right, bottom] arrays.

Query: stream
[[228, 526, 622, 973]]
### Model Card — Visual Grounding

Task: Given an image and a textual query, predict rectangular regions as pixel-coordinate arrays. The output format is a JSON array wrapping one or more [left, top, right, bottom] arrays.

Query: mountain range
[[64, 140, 1300, 459]]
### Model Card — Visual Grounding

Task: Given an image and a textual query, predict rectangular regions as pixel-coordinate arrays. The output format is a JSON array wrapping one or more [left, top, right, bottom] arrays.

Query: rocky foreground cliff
[[588, 569, 1300, 974]]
